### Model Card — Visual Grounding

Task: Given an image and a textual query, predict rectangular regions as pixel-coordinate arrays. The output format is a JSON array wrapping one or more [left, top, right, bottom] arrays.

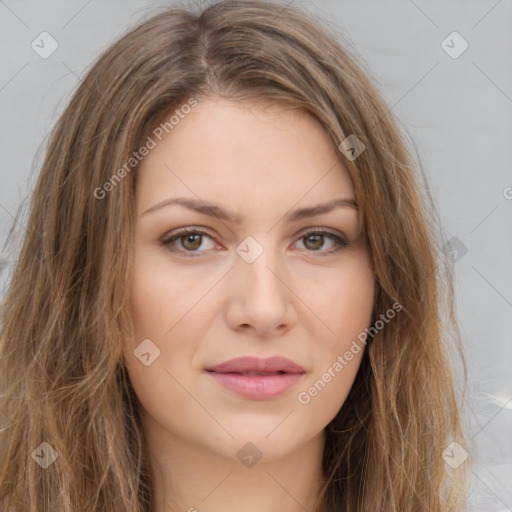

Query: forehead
[[136, 98, 355, 215]]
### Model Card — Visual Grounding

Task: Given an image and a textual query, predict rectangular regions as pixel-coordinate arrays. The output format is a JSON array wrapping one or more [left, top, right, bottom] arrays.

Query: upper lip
[[205, 356, 305, 374]]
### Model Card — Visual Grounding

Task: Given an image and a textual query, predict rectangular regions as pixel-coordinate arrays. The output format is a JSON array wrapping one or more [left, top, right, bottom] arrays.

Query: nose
[[224, 241, 297, 338]]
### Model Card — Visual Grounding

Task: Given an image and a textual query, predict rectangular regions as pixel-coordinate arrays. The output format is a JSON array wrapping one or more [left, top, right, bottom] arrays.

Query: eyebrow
[[141, 196, 358, 223]]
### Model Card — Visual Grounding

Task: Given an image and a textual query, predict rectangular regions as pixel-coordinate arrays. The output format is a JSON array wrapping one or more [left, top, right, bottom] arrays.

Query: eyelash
[[160, 227, 349, 257]]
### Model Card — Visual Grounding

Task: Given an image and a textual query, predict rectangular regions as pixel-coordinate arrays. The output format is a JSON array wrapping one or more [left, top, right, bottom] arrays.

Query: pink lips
[[205, 356, 305, 400]]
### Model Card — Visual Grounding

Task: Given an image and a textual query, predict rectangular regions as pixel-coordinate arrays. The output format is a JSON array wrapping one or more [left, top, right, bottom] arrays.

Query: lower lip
[[206, 371, 304, 399]]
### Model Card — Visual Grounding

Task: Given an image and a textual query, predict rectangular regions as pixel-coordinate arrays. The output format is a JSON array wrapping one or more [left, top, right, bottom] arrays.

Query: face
[[123, 98, 375, 463]]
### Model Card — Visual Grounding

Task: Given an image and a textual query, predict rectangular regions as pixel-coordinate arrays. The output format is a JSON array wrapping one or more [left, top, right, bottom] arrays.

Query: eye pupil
[[304, 234, 324, 251], [182, 234, 202, 250]]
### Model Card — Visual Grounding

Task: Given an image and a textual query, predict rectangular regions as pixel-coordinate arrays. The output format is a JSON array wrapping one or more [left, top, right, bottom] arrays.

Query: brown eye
[[303, 233, 325, 251], [181, 233, 203, 250], [161, 228, 217, 256], [294, 229, 349, 254]]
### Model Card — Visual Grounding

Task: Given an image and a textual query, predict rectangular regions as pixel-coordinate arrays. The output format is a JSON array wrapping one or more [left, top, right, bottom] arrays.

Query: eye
[[160, 227, 349, 257], [293, 228, 349, 255], [161, 227, 217, 256]]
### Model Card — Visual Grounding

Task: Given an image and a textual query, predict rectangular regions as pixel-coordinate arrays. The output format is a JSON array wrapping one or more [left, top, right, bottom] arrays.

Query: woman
[[0, 1, 471, 510]]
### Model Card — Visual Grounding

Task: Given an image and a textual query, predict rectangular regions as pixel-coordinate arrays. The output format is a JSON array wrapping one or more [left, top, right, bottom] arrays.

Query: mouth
[[204, 357, 305, 399], [205, 356, 305, 375], [207, 370, 290, 376]]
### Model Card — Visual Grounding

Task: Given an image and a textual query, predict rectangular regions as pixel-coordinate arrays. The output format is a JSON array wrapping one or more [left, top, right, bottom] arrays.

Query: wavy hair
[[0, 1, 471, 510]]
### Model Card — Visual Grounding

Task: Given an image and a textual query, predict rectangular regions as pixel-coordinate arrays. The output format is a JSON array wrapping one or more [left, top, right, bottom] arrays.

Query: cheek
[[308, 249, 375, 347], [125, 248, 216, 381], [123, 258, 198, 415], [128, 251, 196, 340], [294, 254, 373, 425], [335, 261, 374, 336]]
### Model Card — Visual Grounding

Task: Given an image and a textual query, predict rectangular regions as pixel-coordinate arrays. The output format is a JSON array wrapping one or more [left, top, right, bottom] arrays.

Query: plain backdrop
[[0, 1, 511, 510]]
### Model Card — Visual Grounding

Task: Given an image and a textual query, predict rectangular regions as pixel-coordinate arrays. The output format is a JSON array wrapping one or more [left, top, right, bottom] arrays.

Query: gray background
[[0, 1, 511, 510]]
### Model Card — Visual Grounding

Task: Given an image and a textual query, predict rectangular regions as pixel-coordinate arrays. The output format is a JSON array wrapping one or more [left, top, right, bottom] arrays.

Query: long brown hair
[[0, 1, 471, 510]]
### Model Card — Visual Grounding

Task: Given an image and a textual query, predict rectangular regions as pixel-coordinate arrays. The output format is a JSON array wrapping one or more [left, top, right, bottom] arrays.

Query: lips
[[205, 356, 305, 375], [205, 356, 305, 400]]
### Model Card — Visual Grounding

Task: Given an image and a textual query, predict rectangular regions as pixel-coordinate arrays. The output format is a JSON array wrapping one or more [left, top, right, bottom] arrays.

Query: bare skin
[[123, 98, 375, 512]]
